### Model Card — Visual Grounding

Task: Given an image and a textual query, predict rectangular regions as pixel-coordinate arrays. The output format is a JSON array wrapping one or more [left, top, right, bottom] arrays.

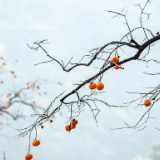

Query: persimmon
[[1, 81, 3, 84], [75, 120, 78, 124], [89, 83, 96, 90], [71, 119, 78, 125], [13, 75, 17, 78], [71, 124, 76, 129], [32, 139, 40, 146], [0, 112, 3, 115], [25, 154, 33, 160], [6, 107, 9, 110], [96, 83, 104, 90], [27, 85, 30, 89], [111, 57, 119, 63], [36, 85, 40, 89], [33, 100, 36, 103], [114, 64, 121, 70], [144, 99, 151, 107], [6, 93, 11, 97], [65, 125, 71, 131]]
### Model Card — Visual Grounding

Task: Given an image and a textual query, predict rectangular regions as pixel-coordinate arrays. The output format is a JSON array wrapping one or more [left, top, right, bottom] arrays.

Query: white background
[[0, 0, 160, 160]]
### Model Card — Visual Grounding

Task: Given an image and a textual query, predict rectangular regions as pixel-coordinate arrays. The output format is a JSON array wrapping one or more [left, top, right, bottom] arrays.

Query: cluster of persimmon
[[27, 85, 39, 104], [27, 84, 40, 89], [0, 57, 17, 77], [88, 57, 121, 90], [111, 56, 121, 70], [144, 99, 151, 107], [89, 82, 104, 90], [27, 83, 41, 103], [25, 139, 40, 160], [6, 92, 19, 98], [6, 85, 38, 104], [65, 119, 78, 132]]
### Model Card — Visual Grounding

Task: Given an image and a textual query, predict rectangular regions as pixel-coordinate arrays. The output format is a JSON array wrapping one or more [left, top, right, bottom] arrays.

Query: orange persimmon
[[75, 120, 78, 124], [114, 64, 121, 70], [144, 99, 151, 107], [71, 119, 78, 125], [6, 93, 11, 97], [32, 139, 40, 146], [27, 85, 30, 89], [65, 125, 71, 131], [88, 83, 96, 90], [96, 83, 104, 90], [33, 100, 36, 104], [25, 154, 33, 160], [36, 85, 40, 89], [111, 57, 119, 63], [71, 124, 76, 129]]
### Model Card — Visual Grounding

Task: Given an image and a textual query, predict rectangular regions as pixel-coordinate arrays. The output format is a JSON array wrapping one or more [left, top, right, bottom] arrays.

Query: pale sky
[[0, 0, 160, 160]]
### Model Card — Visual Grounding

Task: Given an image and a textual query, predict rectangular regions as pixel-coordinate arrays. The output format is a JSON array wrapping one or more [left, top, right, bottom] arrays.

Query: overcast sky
[[0, 0, 160, 160]]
